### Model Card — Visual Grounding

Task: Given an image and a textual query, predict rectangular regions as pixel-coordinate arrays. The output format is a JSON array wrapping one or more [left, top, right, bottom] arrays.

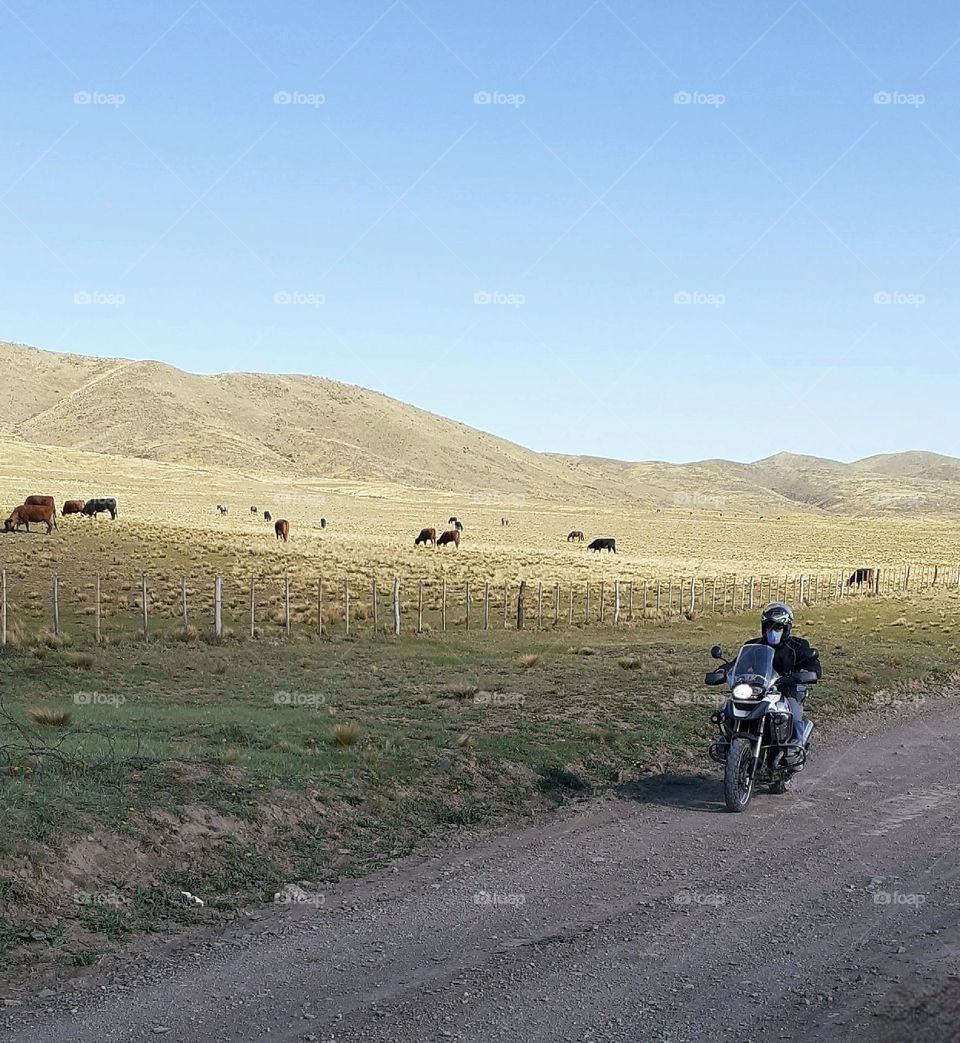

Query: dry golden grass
[[28, 707, 72, 728], [518, 653, 541, 668], [330, 723, 361, 747]]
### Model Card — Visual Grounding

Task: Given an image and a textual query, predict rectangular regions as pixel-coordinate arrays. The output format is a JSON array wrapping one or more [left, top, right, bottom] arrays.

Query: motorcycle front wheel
[[723, 737, 755, 812]]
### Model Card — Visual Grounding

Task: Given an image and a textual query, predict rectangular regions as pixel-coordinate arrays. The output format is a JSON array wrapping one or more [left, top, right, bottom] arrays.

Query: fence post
[[554, 583, 560, 626], [95, 572, 101, 644], [628, 581, 633, 621], [503, 582, 509, 629], [712, 577, 718, 614], [180, 576, 188, 631], [441, 579, 447, 632], [749, 576, 755, 610], [536, 582, 543, 629], [904, 565, 911, 591], [214, 576, 222, 637], [141, 573, 148, 641], [372, 578, 378, 634], [52, 575, 60, 637], [483, 583, 489, 630], [688, 577, 695, 616], [517, 580, 526, 630], [1, 569, 5, 646], [585, 583, 590, 624], [465, 581, 471, 631], [614, 580, 621, 624], [568, 585, 573, 625], [799, 574, 805, 605], [642, 582, 648, 618], [393, 576, 400, 636], [250, 578, 256, 638], [345, 578, 350, 636], [417, 581, 423, 634], [318, 578, 323, 636], [656, 581, 662, 613], [284, 575, 290, 637]]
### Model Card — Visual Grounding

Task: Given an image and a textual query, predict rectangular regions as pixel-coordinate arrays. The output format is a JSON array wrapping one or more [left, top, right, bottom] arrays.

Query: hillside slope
[[1, 341, 958, 514]]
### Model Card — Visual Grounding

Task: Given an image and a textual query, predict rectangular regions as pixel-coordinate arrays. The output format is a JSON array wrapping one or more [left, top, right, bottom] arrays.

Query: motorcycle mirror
[[710, 645, 724, 660]]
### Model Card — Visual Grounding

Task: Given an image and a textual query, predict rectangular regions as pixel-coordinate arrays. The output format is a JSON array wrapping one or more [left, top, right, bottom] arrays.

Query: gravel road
[[5, 698, 959, 1043]]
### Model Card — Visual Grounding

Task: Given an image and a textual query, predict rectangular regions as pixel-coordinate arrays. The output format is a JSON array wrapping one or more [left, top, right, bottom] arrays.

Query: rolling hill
[[1, 340, 958, 515]]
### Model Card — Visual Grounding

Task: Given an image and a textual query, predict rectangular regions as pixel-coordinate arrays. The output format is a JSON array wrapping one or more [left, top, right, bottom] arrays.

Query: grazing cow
[[415, 527, 437, 547], [275, 519, 289, 542], [25, 495, 56, 515], [263, 511, 272, 522], [4, 504, 56, 534], [81, 498, 118, 520], [587, 537, 616, 553], [567, 530, 585, 542], [320, 518, 326, 529], [251, 506, 258, 514], [847, 568, 876, 588], [448, 516, 458, 524], [437, 529, 460, 548], [62, 499, 85, 516], [216, 504, 228, 515]]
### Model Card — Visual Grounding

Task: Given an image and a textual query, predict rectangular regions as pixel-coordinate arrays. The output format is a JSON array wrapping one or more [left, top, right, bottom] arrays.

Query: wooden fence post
[[1, 569, 5, 647], [503, 582, 509, 629], [284, 575, 290, 637], [441, 579, 447, 632], [393, 576, 400, 636], [568, 584, 573, 625], [517, 580, 526, 630], [554, 583, 560, 626], [372, 578, 378, 634], [585, 583, 590, 624], [141, 573, 148, 641], [599, 580, 605, 623], [483, 583, 489, 631], [465, 581, 471, 631], [250, 578, 256, 638], [417, 580, 424, 634], [628, 581, 633, 621], [614, 580, 621, 624], [536, 582, 543, 629], [688, 577, 695, 616], [799, 574, 805, 605], [214, 576, 222, 637], [95, 572, 101, 644], [904, 565, 911, 591], [180, 576, 188, 631], [345, 578, 350, 636], [656, 581, 662, 613], [749, 576, 755, 611], [318, 578, 323, 635], [712, 577, 718, 614], [52, 575, 60, 637]]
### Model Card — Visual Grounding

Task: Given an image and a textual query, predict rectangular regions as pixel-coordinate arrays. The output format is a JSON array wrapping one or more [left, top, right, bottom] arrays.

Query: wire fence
[[1, 562, 957, 647]]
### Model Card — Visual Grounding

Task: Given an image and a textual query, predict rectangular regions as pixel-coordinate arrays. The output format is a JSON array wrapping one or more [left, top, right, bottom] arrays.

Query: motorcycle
[[704, 642, 818, 813]]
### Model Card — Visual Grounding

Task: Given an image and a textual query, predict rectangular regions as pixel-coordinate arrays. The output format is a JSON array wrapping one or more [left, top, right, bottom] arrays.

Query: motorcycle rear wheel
[[723, 737, 755, 812]]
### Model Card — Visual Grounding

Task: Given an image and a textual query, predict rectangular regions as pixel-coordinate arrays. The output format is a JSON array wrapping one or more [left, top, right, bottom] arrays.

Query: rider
[[747, 602, 821, 745]]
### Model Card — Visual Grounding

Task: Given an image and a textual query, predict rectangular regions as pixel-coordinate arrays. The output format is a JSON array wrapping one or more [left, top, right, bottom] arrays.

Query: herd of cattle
[[3, 496, 118, 534]]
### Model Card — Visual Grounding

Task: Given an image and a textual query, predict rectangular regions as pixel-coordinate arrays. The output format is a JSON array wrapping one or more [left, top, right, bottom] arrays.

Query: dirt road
[[5, 698, 960, 1042]]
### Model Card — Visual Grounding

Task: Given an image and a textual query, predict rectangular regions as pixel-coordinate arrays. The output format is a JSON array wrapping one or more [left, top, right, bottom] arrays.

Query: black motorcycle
[[705, 643, 818, 812]]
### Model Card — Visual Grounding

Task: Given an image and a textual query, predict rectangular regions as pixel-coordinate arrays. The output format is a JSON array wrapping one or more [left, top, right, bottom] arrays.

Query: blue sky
[[1, 1, 958, 463]]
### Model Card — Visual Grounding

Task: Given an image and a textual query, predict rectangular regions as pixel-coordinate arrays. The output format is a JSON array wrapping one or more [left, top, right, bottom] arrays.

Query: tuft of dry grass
[[457, 733, 475, 749], [618, 655, 643, 670], [518, 653, 541, 669], [446, 682, 480, 700], [66, 652, 94, 672], [222, 746, 241, 765], [330, 722, 361, 747], [588, 727, 616, 745], [28, 707, 72, 728]]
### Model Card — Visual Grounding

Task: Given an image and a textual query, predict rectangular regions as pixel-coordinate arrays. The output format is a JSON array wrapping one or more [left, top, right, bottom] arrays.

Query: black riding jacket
[[745, 635, 822, 688]]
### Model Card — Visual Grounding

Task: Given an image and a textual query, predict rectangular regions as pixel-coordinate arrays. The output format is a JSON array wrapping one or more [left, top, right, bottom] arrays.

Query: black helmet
[[761, 601, 793, 639]]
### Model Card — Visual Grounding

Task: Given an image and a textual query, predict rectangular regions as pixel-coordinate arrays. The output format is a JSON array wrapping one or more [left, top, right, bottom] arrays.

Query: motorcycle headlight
[[732, 683, 756, 700]]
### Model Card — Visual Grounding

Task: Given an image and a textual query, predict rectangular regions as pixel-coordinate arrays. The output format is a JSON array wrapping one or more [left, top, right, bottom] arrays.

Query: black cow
[[264, 511, 272, 522], [320, 517, 326, 529], [587, 537, 616, 553], [847, 568, 876, 588], [81, 498, 117, 520]]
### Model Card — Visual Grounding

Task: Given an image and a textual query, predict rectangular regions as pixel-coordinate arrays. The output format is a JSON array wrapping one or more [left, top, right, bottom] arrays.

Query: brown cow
[[5, 504, 57, 534], [437, 529, 460, 548], [415, 527, 437, 547], [25, 495, 55, 515], [62, 499, 85, 516], [847, 568, 875, 588], [567, 530, 585, 542], [275, 519, 289, 542]]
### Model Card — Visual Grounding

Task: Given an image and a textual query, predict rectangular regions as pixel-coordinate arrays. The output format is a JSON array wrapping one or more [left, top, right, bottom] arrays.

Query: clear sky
[[0, 1, 957, 463]]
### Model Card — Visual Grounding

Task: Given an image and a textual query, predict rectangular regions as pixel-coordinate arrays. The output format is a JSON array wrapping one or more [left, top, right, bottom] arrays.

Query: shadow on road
[[616, 772, 726, 813]]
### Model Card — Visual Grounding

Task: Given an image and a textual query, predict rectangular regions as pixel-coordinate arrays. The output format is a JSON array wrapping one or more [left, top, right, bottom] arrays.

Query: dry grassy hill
[[2, 340, 959, 515]]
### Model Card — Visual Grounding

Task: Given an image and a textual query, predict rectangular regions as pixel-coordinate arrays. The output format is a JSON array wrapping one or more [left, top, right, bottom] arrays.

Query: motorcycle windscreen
[[731, 643, 776, 686]]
